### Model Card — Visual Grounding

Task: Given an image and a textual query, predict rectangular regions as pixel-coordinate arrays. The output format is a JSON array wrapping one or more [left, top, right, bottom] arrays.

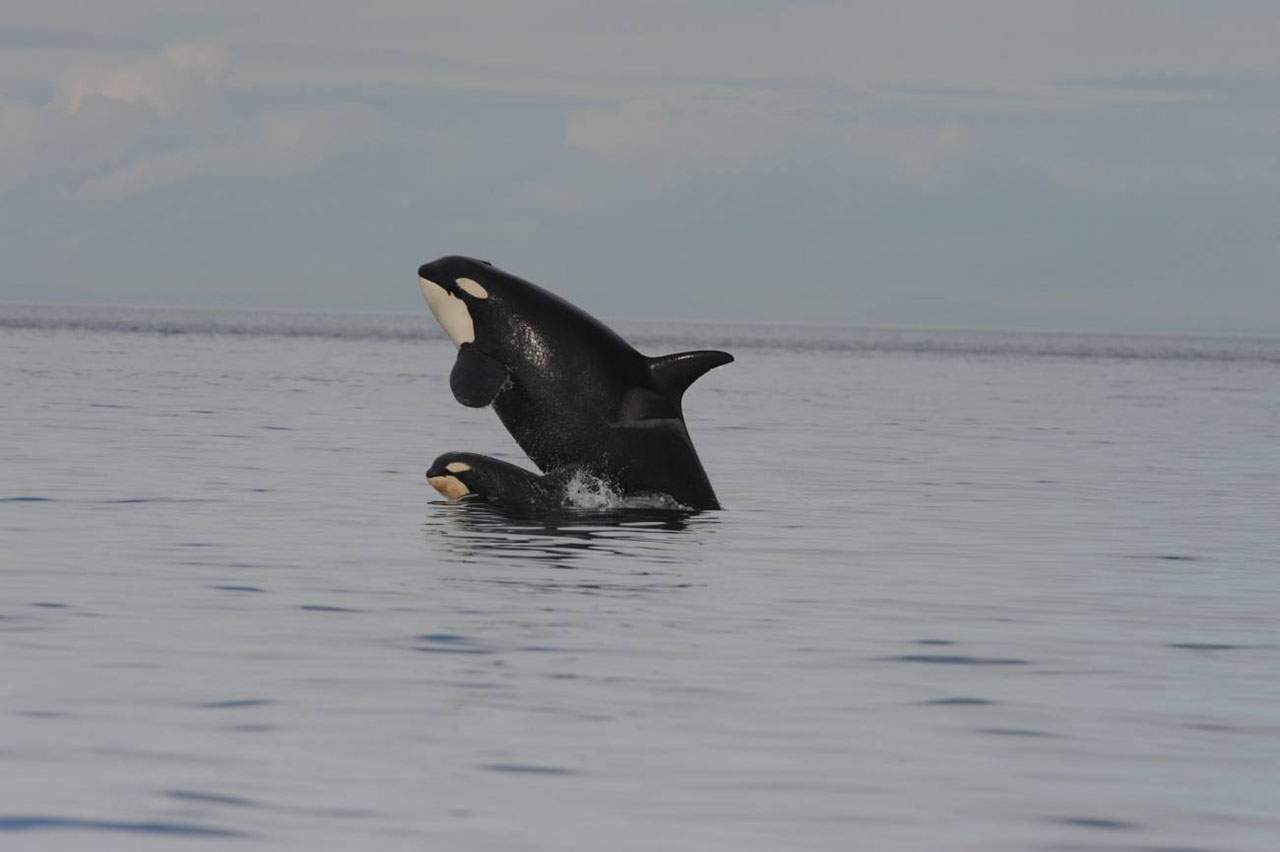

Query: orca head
[[425, 453, 478, 502], [416, 256, 500, 347]]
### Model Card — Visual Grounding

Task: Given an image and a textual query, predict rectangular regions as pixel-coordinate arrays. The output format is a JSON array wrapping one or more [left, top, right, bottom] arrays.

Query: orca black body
[[426, 452, 571, 508], [417, 256, 732, 509]]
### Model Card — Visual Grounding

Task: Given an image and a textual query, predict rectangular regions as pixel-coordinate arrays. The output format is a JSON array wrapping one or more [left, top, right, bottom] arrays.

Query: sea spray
[[559, 469, 689, 511]]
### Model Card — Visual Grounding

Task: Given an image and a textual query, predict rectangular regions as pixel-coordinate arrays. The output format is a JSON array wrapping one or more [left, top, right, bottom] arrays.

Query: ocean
[[2, 304, 1278, 851]]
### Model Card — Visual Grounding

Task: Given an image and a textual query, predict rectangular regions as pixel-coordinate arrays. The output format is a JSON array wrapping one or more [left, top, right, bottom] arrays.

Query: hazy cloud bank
[[1, 5, 1278, 332]]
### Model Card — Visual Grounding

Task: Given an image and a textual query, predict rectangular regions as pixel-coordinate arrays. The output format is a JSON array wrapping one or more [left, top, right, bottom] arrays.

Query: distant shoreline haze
[[3, 303, 1277, 363]]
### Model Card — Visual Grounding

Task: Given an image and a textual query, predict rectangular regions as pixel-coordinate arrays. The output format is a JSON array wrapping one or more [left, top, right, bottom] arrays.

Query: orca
[[417, 256, 732, 509], [427, 452, 692, 514], [426, 452, 570, 508]]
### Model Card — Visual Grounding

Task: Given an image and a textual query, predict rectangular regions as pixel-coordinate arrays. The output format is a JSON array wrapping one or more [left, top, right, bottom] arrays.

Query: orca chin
[[426, 474, 471, 501], [417, 273, 473, 346]]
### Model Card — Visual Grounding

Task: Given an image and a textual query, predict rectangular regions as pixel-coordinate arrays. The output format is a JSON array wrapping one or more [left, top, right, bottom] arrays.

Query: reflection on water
[[423, 499, 716, 568]]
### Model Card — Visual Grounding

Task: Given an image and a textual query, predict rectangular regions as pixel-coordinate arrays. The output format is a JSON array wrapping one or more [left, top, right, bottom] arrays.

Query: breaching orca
[[417, 256, 732, 509]]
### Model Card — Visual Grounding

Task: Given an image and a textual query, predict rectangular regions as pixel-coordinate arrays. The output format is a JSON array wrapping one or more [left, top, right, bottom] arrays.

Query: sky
[[1, 1, 1278, 333]]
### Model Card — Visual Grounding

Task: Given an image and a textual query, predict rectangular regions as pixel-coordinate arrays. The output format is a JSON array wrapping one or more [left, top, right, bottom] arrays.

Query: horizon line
[[3, 299, 1280, 343]]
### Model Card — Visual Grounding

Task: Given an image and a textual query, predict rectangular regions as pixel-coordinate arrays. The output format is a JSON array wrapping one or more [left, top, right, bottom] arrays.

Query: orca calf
[[417, 256, 731, 509], [426, 452, 572, 508]]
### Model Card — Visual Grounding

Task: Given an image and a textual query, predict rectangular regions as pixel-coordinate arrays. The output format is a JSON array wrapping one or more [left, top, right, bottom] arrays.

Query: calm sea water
[[2, 305, 1279, 851]]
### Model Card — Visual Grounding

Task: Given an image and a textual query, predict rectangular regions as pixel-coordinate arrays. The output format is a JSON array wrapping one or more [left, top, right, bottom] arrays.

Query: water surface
[[2, 306, 1278, 850]]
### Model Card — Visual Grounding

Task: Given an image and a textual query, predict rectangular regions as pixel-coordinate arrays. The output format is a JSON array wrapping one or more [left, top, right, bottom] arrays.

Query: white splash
[[559, 469, 688, 511], [560, 469, 623, 509]]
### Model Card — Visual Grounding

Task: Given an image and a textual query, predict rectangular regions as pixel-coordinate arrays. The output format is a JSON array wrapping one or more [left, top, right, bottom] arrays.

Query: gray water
[[2, 305, 1279, 851]]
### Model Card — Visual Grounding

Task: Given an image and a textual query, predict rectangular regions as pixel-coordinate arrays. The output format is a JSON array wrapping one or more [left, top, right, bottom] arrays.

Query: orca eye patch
[[456, 278, 489, 299]]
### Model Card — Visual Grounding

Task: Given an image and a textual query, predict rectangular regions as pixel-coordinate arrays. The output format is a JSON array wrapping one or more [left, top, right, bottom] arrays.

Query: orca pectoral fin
[[648, 350, 733, 400], [449, 343, 510, 407]]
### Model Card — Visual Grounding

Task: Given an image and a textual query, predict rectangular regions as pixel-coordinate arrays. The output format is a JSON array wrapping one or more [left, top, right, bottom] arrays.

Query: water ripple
[[0, 815, 245, 837]]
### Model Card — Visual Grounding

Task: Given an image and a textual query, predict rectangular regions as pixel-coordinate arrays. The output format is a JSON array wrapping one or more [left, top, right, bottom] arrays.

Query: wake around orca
[[417, 256, 732, 510]]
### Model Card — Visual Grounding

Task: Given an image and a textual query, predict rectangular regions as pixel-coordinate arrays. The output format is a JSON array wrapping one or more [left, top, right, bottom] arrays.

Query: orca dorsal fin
[[648, 350, 733, 400]]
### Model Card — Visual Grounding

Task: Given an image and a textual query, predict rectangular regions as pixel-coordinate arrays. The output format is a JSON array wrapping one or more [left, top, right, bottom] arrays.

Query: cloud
[[0, 41, 380, 200], [844, 119, 974, 182], [78, 103, 380, 199], [565, 94, 975, 184], [565, 96, 796, 170], [61, 42, 230, 118]]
